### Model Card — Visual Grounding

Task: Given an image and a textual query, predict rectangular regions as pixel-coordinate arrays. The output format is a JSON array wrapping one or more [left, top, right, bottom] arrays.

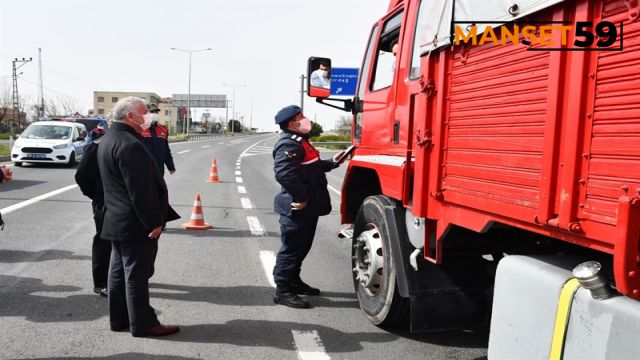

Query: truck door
[[354, 8, 405, 154]]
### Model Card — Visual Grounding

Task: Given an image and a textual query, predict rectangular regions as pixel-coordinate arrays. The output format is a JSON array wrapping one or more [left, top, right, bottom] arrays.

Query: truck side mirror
[[307, 57, 332, 98]]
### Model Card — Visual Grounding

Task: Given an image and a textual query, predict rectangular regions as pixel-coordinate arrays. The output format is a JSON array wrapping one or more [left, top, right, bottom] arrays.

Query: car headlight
[[12, 144, 22, 150], [53, 144, 68, 150]]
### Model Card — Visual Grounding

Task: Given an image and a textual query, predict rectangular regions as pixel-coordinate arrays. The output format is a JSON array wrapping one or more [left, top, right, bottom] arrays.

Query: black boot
[[289, 279, 320, 296], [274, 285, 310, 308]]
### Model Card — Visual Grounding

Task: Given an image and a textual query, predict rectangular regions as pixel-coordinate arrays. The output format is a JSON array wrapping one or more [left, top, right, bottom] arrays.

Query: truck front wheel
[[352, 195, 409, 326]]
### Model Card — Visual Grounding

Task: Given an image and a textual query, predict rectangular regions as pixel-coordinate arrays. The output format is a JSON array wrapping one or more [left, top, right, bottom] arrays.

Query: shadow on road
[[0, 179, 47, 191], [150, 283, 358, 309], [161, 319, 397, 353], [0, 275, 106, 323], [12, 354, 201, 360], [0, 249, 91, 263], [387, 325, 489, 350], [162, 227, 279, 238]]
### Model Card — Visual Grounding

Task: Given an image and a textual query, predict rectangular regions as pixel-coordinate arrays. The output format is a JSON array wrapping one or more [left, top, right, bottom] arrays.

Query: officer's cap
[[147, 103, 160, 113], [274, 105, 302, 125]]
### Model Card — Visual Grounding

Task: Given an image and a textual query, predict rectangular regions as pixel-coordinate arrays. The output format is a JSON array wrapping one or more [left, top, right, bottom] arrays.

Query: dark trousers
[[108, 239, 160, 333], [273, 214, 319, 286], [92, 207, 111, 288]]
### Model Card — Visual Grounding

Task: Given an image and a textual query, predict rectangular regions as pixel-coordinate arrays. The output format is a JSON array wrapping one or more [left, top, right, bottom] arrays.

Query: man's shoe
[[132, 324, 180, 337], [289, 280, 320, 296], [274, 286, 310, 308], [93, 287, 108, 298]]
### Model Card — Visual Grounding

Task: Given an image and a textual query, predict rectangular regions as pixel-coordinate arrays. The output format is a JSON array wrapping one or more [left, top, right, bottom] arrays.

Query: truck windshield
[[21, 125, 72, 140]]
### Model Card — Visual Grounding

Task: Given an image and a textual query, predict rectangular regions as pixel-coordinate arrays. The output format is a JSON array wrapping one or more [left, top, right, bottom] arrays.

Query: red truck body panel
[[346, 0, 640, 298]]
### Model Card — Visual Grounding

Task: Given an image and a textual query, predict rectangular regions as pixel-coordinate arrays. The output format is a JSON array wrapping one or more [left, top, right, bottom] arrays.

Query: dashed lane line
[[0, 184, 78, 215], [292, 330, 331, 360], [201, 145, 210, 148], [236, 177, 243, 183], [237, 186, 247, 194], [327, 185, 341, 196], [235, 171, 241, 176], [259, 250, 276, 286], [240, 197, 253, 209], [177, 149, 191, 154]]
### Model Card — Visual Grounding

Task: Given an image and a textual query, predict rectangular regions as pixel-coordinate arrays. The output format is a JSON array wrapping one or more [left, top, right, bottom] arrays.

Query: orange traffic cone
[[182, 194, 213, 230], [207, 159, 220, 183]]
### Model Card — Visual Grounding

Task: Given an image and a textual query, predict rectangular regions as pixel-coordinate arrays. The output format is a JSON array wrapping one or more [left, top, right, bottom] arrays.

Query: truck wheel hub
[[354, 224, 384, 295]]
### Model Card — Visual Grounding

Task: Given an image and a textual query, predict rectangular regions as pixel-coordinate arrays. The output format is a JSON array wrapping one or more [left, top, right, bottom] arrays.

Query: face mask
[[297, 117, 312, 134], [149, 113, 160, 123], [319, 70, 328, 78], [140, 113, 153, 131]]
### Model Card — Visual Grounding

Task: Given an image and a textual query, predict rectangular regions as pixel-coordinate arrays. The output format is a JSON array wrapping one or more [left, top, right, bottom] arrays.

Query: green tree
[[227, 119, 243, 133], [310, 121, 323, 138]]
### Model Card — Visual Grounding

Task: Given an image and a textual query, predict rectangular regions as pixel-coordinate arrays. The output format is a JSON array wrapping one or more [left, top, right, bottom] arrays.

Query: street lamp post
[[222, 83, 246, 134], [170, 47, 212, 137], [245, 97, 261, 133]]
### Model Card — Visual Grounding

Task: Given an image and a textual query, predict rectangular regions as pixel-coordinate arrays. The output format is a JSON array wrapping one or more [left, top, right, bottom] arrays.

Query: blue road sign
[[330, 68, 359, 96]]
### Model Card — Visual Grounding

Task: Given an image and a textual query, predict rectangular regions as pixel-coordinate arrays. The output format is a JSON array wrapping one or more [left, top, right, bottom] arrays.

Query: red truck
[[309, 0, 640, 357]]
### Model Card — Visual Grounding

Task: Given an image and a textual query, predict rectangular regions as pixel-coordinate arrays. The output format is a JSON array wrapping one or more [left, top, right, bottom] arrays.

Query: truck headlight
[[53, 144, 68, 150]]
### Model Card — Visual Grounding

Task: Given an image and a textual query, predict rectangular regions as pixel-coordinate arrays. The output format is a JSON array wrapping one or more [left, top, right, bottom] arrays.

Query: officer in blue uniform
[[272, 105, 346, 308]]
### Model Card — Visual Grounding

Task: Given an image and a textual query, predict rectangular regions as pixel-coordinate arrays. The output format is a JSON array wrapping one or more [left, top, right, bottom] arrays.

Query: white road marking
[[201, 145, 210, 148], [236, 177, 243, 183], [218, 142, 224, 144], [292, 330, 331, 360], [237, 186, 247, 194], [327, 185, 341, 196], [259, 250, 276, 286], [0, 184, 78, 215], [239, 135, 278, 158], [241, 197, 253, 209], [235, 171, 241, 176], [177, 150, 191, 154]]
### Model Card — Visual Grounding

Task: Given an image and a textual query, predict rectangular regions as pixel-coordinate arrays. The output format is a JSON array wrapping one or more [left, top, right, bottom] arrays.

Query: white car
[[11, 121, 88, 166]]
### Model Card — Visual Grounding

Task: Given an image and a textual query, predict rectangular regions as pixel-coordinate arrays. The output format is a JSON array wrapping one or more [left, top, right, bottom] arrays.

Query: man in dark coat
[[272, 105, 346, 308], [140, 103, 175, 176], [75, 138, 111, 297], [97, 96, 179, 337]]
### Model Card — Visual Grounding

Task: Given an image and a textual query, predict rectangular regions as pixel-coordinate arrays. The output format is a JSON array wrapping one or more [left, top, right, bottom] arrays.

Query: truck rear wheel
[[352, 195, 409, 326]]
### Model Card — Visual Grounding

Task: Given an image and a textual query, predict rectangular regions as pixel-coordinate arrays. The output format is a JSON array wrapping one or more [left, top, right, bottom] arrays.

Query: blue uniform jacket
[[273, 131, 337, 217]]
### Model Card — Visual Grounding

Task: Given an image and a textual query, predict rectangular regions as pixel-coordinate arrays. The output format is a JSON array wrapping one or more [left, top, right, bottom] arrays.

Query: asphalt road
[[0, 133, 488, 359]]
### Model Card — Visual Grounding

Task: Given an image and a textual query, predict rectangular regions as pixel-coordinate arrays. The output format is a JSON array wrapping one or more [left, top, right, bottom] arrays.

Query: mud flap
[[382, 200, 491, 332]]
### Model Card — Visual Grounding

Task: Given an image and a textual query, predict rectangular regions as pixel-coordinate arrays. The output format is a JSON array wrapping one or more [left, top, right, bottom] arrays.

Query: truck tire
[[352, 195, 409, 326], [67, 152, 76, 167]]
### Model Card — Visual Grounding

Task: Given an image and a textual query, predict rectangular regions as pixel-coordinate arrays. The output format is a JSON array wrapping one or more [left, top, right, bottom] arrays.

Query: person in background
[[0, 165, 13, 230], [89, 122, 107, 142], [140, 103, 175, 176], [75, 122, 111, 298]]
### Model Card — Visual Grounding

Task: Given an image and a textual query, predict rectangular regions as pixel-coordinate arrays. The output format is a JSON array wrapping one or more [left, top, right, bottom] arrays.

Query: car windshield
[[21, 125, 72, 140]]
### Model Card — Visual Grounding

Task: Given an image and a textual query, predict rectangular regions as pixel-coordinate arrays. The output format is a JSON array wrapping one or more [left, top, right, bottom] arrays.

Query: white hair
[[111, 96, 145, 121]]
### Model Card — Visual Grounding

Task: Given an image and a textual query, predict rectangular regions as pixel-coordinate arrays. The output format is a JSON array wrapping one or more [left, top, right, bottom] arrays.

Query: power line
[[16, 76, 92, 106]]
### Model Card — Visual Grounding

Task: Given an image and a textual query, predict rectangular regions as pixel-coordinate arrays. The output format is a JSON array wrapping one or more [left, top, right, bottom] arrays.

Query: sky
[[0, 0, 390, 132]]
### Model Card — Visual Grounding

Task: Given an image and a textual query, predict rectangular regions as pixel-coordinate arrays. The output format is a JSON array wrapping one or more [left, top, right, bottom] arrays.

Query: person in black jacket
[[75, 138, 111, 298], [0, 165, 13, 230], [97, 96, 179, 337], [272, 105, 346, 308]]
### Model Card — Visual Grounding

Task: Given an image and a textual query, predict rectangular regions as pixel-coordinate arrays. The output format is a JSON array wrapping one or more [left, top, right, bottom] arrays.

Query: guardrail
[[310, 141, 351, 149]]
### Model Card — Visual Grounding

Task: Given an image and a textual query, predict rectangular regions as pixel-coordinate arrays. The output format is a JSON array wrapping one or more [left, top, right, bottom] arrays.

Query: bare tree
[[336, 115, 352, 138], [0, 79, 12, 124], [54, 94, 83, 116]]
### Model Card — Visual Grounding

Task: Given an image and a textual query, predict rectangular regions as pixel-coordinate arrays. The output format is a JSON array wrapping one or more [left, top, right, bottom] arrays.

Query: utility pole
[[299, 74, 306, 113], [11, 57, 32, 132], [222, 83, 246, 134], [38, 48, 45, 118], [245, 97, 261, 133]]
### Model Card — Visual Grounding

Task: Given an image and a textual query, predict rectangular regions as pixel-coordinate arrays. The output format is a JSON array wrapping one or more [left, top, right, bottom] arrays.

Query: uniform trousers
[[273, 213, 319, 286], [108, 239, 160, 333]]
